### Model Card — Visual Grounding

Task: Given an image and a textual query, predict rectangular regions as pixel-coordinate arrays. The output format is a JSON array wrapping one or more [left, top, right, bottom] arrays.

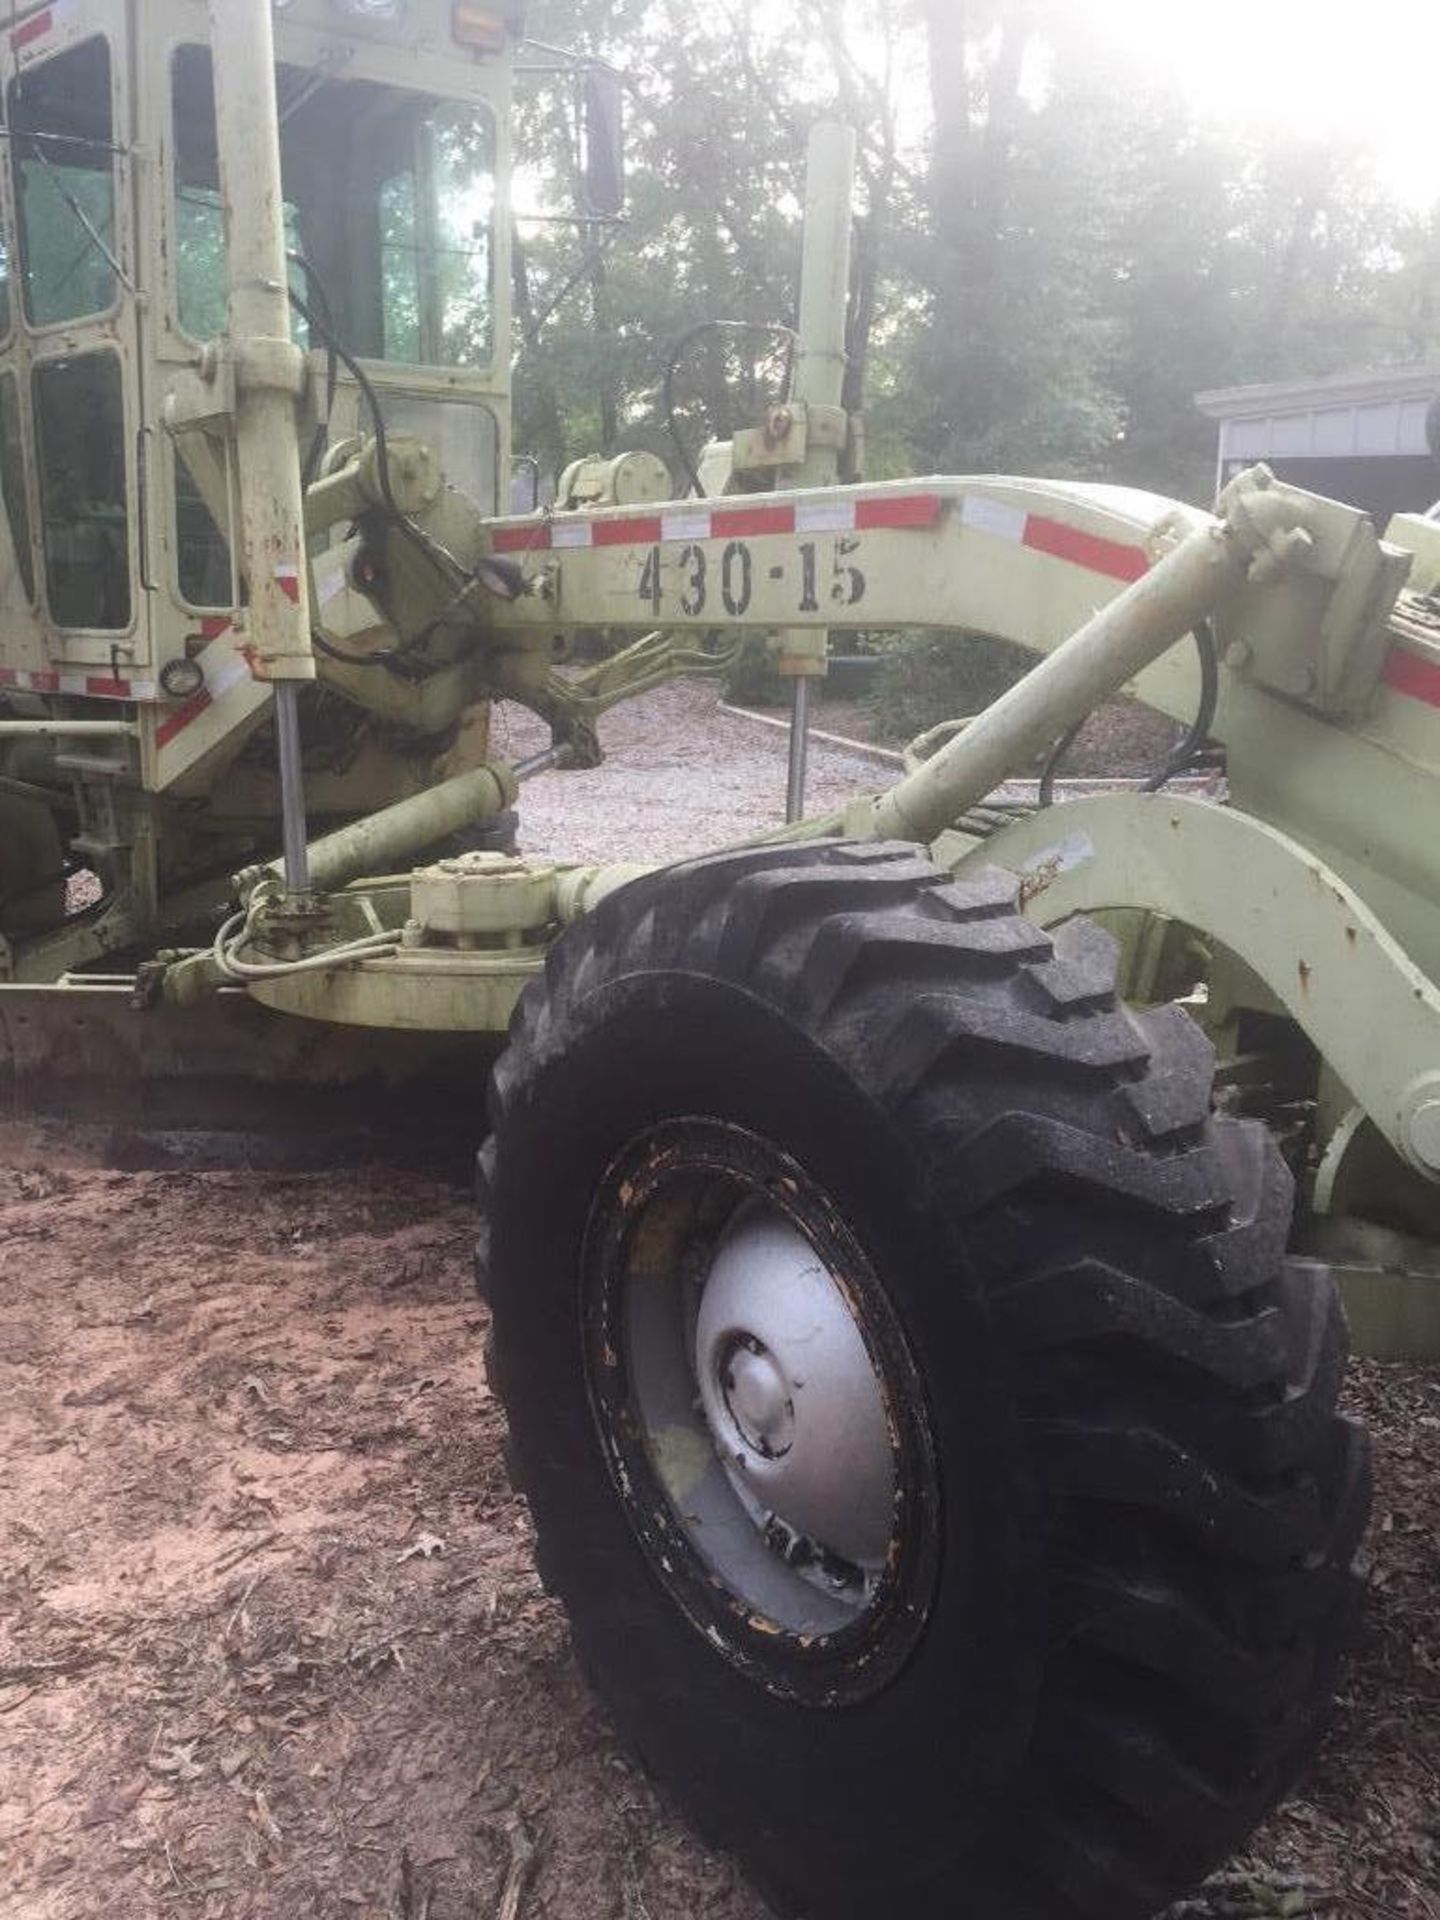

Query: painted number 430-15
[[636, 538, 867, 620]]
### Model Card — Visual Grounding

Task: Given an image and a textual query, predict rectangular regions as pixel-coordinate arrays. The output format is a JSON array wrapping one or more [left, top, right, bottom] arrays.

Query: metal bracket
[[1219, 471, 1412, 718], [163, 345, 239, 437], [963, 792, 1440, 1182]]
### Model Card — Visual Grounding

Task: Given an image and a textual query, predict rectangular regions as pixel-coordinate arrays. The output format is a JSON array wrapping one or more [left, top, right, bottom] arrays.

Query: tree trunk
[[923, 0, 971, 229]]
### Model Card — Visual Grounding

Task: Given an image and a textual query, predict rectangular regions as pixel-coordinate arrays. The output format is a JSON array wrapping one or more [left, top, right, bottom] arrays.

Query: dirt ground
[[4, 686, 1438, 1919], [1, 1133, 1437, 1920], [0, 1133, 775, 1920]]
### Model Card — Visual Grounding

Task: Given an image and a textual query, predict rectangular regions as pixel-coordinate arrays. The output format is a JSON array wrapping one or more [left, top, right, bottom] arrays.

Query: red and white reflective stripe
[[154, 690, 211, 750], [960, 494, 1150, 584], [10, 1, 74, 53], [1382, 647, 1440, 709], [0, 664, 158, 702], [155, 643, 253, 752], [10, 9, 53, 51], [488, 491, 945, 556]]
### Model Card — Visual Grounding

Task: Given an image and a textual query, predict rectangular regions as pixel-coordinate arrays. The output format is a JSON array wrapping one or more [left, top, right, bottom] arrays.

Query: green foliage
[[512, 0, 921, 484], [720, 635, 789, 709], [512, 1, 1440, 506], [868, 631, 1032, 744]]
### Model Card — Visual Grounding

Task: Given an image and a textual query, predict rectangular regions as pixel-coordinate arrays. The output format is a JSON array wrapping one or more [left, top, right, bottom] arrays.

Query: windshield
[[171, 46, 496, 369]]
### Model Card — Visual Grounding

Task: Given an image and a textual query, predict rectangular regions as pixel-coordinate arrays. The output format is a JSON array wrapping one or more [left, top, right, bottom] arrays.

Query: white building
[[1196, 365, 1440, 521]]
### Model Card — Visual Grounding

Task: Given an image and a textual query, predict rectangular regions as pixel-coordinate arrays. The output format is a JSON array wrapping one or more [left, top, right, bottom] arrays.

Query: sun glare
[[1077, 0, 1440, 206]]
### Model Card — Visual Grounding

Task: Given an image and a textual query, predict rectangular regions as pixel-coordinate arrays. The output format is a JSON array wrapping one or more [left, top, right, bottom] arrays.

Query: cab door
[[4, 2, 145, 673]]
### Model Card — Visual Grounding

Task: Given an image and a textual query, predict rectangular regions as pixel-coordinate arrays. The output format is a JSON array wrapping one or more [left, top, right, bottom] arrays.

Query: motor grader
[[3, 0, 1437, 1913]]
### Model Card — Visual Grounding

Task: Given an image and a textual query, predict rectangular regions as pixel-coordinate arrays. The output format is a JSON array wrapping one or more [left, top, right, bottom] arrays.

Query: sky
[[1074, 0, 1440, 209]]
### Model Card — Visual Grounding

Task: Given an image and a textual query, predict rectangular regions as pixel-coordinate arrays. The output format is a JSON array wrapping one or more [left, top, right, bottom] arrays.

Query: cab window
[[171, 45, 495, 367], [0, 373, 35, 601], [34, 352, 130, 630], [0, 91, 12, 338], [9, 38, 119, 329]]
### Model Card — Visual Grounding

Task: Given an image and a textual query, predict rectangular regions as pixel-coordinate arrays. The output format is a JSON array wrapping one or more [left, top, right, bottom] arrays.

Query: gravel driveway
[[489, 681, 886, 866]]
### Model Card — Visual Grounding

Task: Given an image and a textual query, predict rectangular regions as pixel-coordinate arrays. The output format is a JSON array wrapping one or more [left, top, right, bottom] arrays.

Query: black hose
[[283, 274, 496, 682], [285, 286, 463, 590], [310, 628, 408, 672], [662, 320, 798, 499], [1038, 622, 1220, 808], [287, 252, 339, 487], [1140, 619, 1220, 792]]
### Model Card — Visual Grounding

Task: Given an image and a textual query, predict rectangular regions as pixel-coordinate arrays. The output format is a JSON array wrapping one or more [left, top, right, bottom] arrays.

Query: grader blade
[[0, 984, 495, 1166]]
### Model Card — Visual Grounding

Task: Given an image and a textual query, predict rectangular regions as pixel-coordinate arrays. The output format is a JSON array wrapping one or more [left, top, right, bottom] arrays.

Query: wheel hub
[[584, 1116, 938, 1695], [694, 1207, 897, 1572], [720, 1338, 795, 1458]]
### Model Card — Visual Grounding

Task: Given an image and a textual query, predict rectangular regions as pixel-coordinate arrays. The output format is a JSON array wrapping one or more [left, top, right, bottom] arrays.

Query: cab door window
[[9, 37, 119, 328], [0, 373, 35, 601], [170, 46, 494, 367], [0, 90, 12, 339], [34, 352, 130, 629]]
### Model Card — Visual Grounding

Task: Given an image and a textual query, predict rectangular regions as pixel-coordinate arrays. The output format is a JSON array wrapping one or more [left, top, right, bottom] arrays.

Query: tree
[[511, 0, 923, 485], [509, 0, 1440, 501]]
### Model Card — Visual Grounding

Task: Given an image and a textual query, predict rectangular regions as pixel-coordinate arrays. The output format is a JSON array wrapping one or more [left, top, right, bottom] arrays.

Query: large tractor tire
[[482, 841, 1368, 1920]]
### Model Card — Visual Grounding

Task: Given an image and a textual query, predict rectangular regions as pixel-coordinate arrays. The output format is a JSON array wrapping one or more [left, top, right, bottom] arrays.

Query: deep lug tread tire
[[480, 840, 1368, 1920]]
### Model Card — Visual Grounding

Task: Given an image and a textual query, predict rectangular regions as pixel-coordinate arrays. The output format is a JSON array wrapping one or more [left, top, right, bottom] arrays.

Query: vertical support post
[[777, 122, 858, 820], [207, 0, 314, 892], [785, 676, 811, 824], [791, 121, 856, 484]]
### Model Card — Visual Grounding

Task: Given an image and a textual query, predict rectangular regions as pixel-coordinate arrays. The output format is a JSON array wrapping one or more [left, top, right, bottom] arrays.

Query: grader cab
[[3, 2, 1438, 1915], [0, 0, 511, 960]]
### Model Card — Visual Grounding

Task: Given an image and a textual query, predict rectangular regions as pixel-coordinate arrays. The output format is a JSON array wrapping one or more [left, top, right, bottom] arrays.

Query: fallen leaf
[[252, 1786, 283, 1845], [397, 1533, 445, 1563], [148, 1741, 203, 1782]]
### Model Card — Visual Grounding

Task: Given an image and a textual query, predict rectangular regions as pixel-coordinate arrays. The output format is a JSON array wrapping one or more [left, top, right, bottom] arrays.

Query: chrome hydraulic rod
[[785, 676, 811, 823], [866, 487, 1313, 846], [234, 760, 520, 902], [274, 684, 311, 895], [513, 744, 575, 782]]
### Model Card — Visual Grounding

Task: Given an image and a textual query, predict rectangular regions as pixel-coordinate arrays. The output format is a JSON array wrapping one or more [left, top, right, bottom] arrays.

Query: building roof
[[1196, 364, 1440, 419], [1195, 364, 1440, 464]]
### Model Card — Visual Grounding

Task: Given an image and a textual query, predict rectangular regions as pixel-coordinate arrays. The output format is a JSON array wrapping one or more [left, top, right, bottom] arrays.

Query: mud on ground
[[1, 1126, 1436, 1920]]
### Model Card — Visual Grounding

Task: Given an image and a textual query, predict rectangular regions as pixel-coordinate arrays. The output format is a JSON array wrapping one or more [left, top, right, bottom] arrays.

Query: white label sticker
[[661, 511, 711, 545], [961, 494, 1028, 544], [795, 500, 857, 535]]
